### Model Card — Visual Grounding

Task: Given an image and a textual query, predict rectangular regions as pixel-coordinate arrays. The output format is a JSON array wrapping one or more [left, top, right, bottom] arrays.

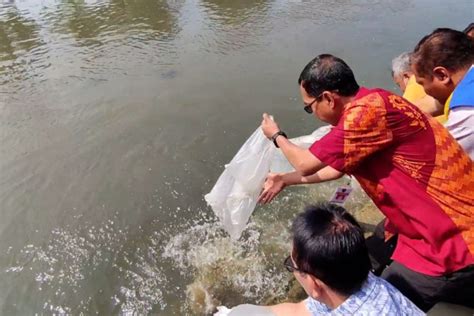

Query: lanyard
[[329, 176, 353, 205]]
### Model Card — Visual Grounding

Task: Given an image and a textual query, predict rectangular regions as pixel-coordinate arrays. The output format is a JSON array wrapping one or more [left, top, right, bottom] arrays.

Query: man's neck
[[319, 289, 350, 310], [331, 92, 360, 125], [340, 94, 358, 112], [452, 66, 472, 86]]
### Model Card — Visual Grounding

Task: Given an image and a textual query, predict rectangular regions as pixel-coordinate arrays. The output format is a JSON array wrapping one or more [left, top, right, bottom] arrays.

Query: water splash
[[162, 221, 297, 315], [114, 243, 169, 314], [4, 218, 169, 314], [161, 180, 380, 315], [4, 181, 379, 315]]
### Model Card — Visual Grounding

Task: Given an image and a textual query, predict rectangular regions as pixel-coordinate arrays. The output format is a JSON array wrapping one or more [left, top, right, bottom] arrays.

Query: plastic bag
[[214, 306, 232, 316], [214, 305, 276, 316], [270, 125, 331, 173], [205, 124, 331, 240], [204, 127, 275, 239]]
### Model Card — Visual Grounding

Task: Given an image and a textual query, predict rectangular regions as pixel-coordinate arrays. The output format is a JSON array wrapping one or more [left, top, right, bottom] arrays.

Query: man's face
[[299, 84, 339, 125], [288, 253, 317, 297], [392, 72, 411, 93], [412, 66, 453, 105]]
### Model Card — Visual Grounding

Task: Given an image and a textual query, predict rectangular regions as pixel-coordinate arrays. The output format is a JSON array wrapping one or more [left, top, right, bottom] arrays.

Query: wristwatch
[[270, 131, 288, 148]]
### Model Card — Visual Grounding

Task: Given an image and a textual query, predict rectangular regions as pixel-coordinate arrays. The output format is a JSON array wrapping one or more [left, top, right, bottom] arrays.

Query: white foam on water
[[159, 179, 376, 315], [115, 245, 169, 314], [5, 218, 169, 314], [4, 180, 376, 315], [162, 217, 295, 314]]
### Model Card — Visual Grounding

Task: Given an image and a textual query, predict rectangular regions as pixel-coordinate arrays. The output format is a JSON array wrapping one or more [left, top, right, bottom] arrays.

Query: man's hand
[[258, 173, 286, 204], [261, 113, 280, 139]]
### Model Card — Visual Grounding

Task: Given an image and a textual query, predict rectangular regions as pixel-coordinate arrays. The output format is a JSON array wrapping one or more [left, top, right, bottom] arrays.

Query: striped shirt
[[306, 273, 424, 315]]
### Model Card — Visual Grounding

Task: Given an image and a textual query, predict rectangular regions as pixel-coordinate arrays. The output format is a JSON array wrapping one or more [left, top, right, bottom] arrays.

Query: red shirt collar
[[354, 87, 370, 100]]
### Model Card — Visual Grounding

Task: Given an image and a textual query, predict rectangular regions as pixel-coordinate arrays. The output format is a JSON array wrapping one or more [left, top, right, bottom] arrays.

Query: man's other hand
[[258, 173, 286, 204]]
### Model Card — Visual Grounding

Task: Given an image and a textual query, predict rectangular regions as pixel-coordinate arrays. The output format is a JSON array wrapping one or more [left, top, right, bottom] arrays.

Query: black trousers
[[366, 219, 474, 312]]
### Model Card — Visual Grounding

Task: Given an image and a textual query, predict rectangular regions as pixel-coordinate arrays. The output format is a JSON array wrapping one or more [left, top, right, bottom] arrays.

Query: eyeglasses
[[284, 255, 302, 273], [303, 90, 339, 114], [303, 98, 318, 114], [303, 92, 324, 114]]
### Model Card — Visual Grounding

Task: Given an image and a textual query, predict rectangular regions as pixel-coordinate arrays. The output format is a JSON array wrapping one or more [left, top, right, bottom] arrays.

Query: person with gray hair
[[391, 52, 442, 116], [391, 52, 412, 92]]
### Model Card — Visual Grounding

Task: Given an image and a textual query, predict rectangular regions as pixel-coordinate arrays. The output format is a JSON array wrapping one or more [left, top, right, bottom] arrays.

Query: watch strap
[[270, 131, 288, 148]]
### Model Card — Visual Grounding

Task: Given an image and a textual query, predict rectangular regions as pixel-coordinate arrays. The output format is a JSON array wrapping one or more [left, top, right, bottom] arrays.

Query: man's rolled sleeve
[[309, 128, 346, 172]]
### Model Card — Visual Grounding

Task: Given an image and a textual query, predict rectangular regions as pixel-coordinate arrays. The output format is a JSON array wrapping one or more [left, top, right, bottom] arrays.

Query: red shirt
[[310, 87, 474, 276]]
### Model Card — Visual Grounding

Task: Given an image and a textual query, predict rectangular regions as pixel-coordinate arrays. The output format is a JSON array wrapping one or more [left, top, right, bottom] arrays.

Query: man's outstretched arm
[[275, 136, 325, 176], [258, 166, 344, 204]]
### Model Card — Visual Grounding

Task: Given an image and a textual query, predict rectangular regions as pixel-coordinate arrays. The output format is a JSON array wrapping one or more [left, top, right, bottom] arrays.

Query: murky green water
[[0, 0, 472, 314]]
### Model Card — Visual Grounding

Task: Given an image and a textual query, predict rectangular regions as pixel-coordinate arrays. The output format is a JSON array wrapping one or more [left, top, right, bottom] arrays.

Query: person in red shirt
[[259, 54, 474, 311]]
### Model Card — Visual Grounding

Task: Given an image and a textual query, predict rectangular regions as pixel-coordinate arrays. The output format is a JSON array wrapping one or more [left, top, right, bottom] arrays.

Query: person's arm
[[258, 166, 344, 204], [283, 165, 344, 185], [274, 136, 325, 175], [413, 95, 443, 116], [268, 301, 311, 316], [261, 113, 325, 176]]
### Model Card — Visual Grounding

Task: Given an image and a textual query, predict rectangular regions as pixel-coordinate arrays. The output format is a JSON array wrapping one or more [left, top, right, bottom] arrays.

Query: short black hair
[[298, 54, 359, 98], [463, 23, 474, 35], [292, 203, 371, 296], [412, 28, 474, 77]]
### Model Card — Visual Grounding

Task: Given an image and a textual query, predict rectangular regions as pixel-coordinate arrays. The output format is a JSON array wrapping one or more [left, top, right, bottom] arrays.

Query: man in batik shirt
[[259, 54, 474, 311]]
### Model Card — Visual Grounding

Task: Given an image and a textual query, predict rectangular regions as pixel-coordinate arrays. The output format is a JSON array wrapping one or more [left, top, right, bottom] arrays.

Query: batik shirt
[[306, 273, 424, 315], [310, 87, 474, 276]]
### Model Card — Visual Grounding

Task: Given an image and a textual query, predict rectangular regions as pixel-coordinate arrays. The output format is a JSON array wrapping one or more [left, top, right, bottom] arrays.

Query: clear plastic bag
[[205, 127, 275, 239], [205, 124, 331, 240], [214, 305, 276, 316]]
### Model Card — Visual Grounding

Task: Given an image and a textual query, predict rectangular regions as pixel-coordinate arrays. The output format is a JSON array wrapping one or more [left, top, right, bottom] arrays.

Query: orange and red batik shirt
[[310, 87, 474, 276]]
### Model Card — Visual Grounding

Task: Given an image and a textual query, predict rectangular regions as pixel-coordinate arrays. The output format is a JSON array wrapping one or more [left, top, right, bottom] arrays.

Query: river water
[[0, 0, 472, 314]]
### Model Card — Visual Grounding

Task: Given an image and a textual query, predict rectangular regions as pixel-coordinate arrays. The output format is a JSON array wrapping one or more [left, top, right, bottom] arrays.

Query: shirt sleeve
[[310, 94, 393, 173]]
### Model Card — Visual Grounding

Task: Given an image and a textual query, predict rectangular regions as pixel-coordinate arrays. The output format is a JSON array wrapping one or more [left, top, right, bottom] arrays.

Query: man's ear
[[308, 275, 325, 299], [323, 91, 336, 109], [402, 72, 412, 80], [432, 66, 451, 84]]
